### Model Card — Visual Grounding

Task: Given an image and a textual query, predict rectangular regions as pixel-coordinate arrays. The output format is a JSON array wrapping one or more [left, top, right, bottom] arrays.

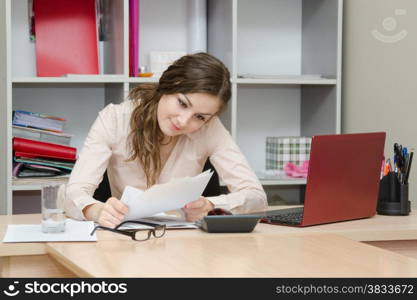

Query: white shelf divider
[[13, 76, 127, 83], [234, 77, 337, 85], [220, 177, 306, 187], [128, 77, 160, 83], [259, 178, 307, 186], [12, 177, 70, 191]]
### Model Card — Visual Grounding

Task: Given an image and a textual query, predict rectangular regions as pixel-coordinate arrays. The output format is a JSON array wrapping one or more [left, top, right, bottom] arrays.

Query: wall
[[342, 0, 417, 208]]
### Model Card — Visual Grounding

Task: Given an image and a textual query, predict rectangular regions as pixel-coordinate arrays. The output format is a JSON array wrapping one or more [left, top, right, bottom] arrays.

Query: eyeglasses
[[90, 220, 166, 241]]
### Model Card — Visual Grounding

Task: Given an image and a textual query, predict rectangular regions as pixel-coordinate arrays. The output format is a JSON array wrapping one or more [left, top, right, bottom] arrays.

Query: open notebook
[[117, 213, 198, 230]]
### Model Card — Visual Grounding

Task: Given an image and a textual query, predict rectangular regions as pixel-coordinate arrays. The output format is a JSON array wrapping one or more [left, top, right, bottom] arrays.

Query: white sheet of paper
[[121, 170, 213, 221], [2, 219, 97, 243]]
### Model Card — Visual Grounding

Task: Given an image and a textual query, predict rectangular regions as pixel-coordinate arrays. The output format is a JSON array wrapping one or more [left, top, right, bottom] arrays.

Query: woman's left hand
[[183, 196, 214, 222]]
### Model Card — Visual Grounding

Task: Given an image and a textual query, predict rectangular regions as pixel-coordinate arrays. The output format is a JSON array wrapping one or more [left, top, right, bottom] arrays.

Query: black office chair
[[93, 159, 221, 202], [200, 159, 221, 197], [93, 170, 112, 203]]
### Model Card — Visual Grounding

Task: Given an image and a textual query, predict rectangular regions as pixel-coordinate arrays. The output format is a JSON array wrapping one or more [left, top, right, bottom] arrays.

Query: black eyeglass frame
[[90, 220, 166, 241]]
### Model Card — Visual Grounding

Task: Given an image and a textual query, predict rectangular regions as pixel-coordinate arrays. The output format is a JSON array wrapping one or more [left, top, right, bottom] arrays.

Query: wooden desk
[[1, 211, 417, 277]]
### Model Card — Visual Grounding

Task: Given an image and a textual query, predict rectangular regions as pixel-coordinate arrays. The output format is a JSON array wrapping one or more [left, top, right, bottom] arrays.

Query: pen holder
[[377, 172, 411, 216]]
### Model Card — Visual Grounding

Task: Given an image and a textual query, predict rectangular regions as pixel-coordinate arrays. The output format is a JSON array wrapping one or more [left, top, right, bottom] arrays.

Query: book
[[12, 110, 66, 133], [14, 157, 75, 170], [13, 137, 77, 161], [12, 125, 72, 146], [33, 0, 99, 76], [129, 0, 139, 77], [13, 162, 68, 178]]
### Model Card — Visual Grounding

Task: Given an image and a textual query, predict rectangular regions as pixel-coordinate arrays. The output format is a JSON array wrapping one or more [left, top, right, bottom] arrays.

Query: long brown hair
[[127, 52, 231, 187]]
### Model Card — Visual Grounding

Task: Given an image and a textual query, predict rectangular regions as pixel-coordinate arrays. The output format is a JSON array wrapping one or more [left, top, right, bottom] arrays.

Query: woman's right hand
[[83, 197, 129, 228]]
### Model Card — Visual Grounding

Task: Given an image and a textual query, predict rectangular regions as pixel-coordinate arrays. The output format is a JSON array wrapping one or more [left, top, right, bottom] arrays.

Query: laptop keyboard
[[261, 207, 304, 225]]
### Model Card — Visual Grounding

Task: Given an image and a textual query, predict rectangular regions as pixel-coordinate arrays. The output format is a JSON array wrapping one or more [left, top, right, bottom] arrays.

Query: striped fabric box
[[266, 136, 312, 170]]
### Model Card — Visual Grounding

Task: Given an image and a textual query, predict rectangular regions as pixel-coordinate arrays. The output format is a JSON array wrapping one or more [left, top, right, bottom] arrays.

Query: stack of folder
[[12, 138, 77, 178]]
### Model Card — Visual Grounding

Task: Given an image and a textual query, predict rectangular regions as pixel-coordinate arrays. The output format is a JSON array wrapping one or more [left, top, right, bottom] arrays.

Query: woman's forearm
[[83, 203, 104, 222]]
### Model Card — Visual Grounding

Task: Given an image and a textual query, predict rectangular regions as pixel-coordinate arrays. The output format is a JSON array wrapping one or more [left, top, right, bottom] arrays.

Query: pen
[[383, 163, 389, 176], [386, 158, 392, 172], [394, 143, 404, 172], [403, 152, 413, 184]]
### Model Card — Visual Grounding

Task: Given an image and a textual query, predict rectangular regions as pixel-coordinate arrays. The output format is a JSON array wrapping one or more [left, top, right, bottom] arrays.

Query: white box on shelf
[[149, 51, 186, 76]]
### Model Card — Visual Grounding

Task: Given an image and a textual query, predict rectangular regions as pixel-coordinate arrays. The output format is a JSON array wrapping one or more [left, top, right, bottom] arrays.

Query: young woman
[[64, 52, 267, 228]]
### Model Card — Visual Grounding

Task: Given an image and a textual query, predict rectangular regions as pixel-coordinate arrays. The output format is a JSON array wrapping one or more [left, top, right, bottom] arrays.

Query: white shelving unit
[[12, 177, 69, 191], [0, 0, 343, 214]]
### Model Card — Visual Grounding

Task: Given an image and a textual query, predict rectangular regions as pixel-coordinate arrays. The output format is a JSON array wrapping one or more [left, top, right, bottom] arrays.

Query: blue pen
[[402, 147, 408, 174]]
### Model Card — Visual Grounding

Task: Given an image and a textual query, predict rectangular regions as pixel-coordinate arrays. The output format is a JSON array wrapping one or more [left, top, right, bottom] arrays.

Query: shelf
[[234, 77, 337, 85], [12, 177, 69, 191], [258, 178, 307, 186], [12, 76, 163, 84], [128, 77, 160, 83], [220, 177, 306, 187], [12, 76, 127, 83]]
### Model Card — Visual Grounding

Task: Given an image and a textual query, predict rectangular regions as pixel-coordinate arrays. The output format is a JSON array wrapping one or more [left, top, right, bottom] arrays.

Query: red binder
[[34, 0, 99, 76], [13, 137, 77, 161]]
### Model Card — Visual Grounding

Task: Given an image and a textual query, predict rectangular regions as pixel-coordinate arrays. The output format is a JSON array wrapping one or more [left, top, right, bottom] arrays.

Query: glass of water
[[41, 184, 66, 233]]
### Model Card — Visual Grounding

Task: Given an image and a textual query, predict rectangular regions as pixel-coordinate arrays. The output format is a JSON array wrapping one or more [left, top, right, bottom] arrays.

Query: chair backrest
[[93, 159, 221, 202], [201, 159, 221, 197], [93, 170, 111, 202]]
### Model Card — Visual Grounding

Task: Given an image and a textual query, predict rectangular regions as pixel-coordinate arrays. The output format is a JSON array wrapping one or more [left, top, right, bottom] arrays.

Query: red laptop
[[261, 132, 386, 227]]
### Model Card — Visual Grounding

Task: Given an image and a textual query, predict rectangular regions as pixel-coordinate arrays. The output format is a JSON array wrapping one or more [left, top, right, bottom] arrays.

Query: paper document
[[2, 219, 97, 243], [121, 170, 214, 221]]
